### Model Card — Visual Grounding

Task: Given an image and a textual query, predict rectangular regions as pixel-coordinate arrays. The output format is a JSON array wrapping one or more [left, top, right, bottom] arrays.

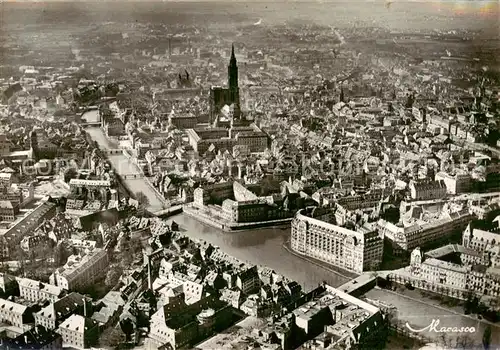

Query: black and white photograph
[[0, 0, 498, 349]]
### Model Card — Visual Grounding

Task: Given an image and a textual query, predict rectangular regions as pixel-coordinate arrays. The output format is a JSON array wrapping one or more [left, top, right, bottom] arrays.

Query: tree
[[64, 167, 78, 183], [135, 191, 149, 208], [483, 325, 492, 350], [105, 265, 123, 287], [120, 318, 135, 342], [54, 243, 72, 266], [129, 237, 143, 256], [99, 326, 124, 349]]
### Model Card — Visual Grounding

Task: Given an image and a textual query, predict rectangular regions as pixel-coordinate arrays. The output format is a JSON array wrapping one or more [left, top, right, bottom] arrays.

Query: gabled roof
[[58, 314, 97, 334], [36, 292, 86, 320]]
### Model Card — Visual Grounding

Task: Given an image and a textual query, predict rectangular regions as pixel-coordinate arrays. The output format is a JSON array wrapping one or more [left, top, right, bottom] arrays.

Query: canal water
[[166, 214, 350, 291], [167, 214, 500, 347]]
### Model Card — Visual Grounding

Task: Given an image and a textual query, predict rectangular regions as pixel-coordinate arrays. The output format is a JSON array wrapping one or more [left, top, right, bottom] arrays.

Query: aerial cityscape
[[0, 0, 499, 349]]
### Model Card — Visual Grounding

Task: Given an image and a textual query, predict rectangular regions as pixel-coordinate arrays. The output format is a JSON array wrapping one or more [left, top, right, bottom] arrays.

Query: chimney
[[83, 299, 87, 317], [147, 256, 152, 290]]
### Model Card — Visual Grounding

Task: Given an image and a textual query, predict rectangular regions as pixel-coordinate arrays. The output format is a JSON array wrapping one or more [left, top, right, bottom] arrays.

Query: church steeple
[[230, 44, 236, 61], [228, 43, 238, 91], [227, 43, 240, 119]]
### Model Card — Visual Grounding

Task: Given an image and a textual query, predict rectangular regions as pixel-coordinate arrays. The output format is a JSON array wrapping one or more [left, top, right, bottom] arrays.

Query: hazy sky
[[3, 0, 495, 2]]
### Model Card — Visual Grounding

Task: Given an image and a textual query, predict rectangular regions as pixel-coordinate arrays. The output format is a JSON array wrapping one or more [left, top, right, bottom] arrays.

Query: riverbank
[[86, 127, 164, 212], [183, 204, 292, 231]]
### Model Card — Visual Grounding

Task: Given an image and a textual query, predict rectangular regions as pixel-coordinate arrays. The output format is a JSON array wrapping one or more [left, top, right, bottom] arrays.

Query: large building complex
[[0, 201, 57, 258], [296, 285, 387, 349], [377, 208, 474, 255], [389, 247, 500, 301], [291, 208, 384, 273], [147, 294, 232, 350], [49, 249, 109, 291], [186, 124, 268, 155]]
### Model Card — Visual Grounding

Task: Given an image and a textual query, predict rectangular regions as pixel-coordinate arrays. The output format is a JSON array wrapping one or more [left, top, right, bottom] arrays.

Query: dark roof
[[2, 325, 61, 349], [164, 295, 227, 330], [79, 208, 120, 231], [2, 83, 23, 100], [238, 265, 259, 282], [37, 292, 87, 321]]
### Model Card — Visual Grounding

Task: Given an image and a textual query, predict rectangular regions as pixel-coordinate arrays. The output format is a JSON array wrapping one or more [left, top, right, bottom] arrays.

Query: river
[[86, 127, 164, 212], [85, 126, 499, 347], [166, 214, 500, 347]]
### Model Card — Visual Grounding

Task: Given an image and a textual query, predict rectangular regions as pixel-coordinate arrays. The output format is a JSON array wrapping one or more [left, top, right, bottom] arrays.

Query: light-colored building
[[435, 172, 471, 195], [0, 200, 19, 221], [410, 248, 467, 290], [377, 209, 474, 254], [236, 266, 261, 295], [399, 247, 500, 301], [49, 249, 108, 291], [0, 298, 31, 331], [291, 208, 383, 273], [17, 277, 63, 303], [409, 179, 447, 201], [462, 226, 500, 252], [147, 295, 232, 350], [35, 292, 88, 330], [0, 201, 56, 258], [297, 285, 387, 349], [57, 314, 99, 349]]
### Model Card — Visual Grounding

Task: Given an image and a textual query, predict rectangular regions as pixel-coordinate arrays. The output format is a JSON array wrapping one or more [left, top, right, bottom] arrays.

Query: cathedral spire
[[228, 43, 238, 91], [230, 43, 236, 66]]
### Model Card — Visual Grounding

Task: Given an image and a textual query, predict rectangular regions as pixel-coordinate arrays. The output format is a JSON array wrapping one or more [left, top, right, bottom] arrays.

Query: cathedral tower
[[228, 44, 240, 119], [209, 44, 241, 124]]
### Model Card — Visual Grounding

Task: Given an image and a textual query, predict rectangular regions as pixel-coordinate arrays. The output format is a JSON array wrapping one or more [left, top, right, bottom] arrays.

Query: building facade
[[377, 209, 474, 255], [409, 179, 447, 201], [0, 298, 32, 331], [17, 277, 63, 303], [57, 314, 99, 349], [50, 249, 109, 291], [291, 209, 383, 273], [396, 247, 500, 301]]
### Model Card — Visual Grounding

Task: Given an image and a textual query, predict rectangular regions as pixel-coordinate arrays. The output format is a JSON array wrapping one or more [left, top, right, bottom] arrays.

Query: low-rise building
[[57, 314, 99, 349], [435, 172, 471, 195], [17, 277, 63, 303], [0, 298, 33, 331], [2, 325, 62, 350], [35, 292, 88, 330], [409, 179, 447, 201], [0, 200, 19, 221]]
